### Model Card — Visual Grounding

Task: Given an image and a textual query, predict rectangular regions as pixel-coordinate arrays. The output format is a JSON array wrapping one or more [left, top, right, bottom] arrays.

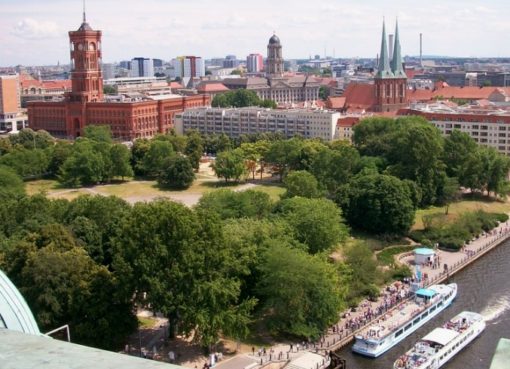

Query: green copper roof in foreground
[[0, 329, 186, 369], [376, 20, 394, 79], [391, 20, 407, 78], [490, 338, 510, 369]]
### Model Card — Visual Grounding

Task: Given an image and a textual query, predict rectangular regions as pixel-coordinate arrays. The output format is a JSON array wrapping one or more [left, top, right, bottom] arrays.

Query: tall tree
[[185, 130, 204, 171], [342, 173, 415, 234], [0, 148, 50, 179], [59, 141, 106, 186], [131, 138, 151, 176], [264, 138, 303, 181], [0, 166, 25, 199], [257, 243, 344, 339], [142, 140, 175, 178], [109, 144, 134, 180], [212, 149, 247, 182], [276, 197, 348, 254], [157, 155, 195, 189], [114, 200, 254, 347], [83, 125, 113, 143], [283, 170, 321, 198]]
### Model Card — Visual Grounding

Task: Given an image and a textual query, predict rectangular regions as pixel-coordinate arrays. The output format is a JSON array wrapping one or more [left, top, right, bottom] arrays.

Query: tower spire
[[376, 19, 394, 79], [83, 0, 86, 23], [390, 19, 406, 78]]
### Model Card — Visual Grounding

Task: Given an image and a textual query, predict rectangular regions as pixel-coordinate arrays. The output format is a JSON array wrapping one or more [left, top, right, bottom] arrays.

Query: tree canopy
[[212, 89, 277, 109], [341, 173, 415, 234]]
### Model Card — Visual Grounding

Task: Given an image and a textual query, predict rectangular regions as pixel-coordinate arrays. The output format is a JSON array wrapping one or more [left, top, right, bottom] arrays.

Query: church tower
[[374, 20, 407, 112], [66, 6, 103, 104], [266, 33, 284, 77]]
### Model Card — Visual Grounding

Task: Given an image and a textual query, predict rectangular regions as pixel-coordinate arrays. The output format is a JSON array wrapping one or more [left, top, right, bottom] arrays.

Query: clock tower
[[66, 8, 103, 104]]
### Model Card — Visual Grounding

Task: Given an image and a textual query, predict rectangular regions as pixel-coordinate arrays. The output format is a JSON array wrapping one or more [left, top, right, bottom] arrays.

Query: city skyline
[[1, 0, 510, 66]]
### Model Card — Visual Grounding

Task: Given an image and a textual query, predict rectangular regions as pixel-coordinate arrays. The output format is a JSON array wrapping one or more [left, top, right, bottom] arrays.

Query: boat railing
[[359, 294, 445, 341]]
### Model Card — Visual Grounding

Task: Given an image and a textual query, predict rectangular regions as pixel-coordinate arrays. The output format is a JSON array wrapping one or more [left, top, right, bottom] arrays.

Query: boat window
[[438, 301, 443, 306], [422, 311, 429, 318], [405, 323, 412, 331], [430, 306, 436, 312], [413, 317, 421, 324], [395, 329, 403, 337]]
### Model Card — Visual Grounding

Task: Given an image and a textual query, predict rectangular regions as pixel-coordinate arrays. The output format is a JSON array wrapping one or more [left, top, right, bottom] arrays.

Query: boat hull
[[352, 284, 457, 358]]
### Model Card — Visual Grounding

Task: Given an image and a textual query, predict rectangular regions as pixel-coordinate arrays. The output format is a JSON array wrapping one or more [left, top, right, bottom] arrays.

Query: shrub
[[408, 210, 504, 251]]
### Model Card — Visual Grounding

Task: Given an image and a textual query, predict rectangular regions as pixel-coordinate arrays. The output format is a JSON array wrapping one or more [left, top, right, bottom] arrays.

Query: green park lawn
[[25, 179, 61, 195], [413, 195, 510, 230], [249, 183, 286, 202], [24, 177, 286, 204]]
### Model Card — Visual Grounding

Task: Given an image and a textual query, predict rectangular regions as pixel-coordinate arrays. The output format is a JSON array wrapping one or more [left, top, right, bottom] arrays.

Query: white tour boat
[[393, 311, 485, 369], [352, 283, 457, 357]]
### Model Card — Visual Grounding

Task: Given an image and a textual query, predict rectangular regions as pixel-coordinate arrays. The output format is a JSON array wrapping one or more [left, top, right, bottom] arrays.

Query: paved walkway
[[234, 219, 510, 368]]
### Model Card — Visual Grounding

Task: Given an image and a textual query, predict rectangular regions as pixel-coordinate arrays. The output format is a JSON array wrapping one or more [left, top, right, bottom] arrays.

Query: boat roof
[[416, 288, 437, 298], [422, 327, 459, 346], [414, 248, 435, 255]]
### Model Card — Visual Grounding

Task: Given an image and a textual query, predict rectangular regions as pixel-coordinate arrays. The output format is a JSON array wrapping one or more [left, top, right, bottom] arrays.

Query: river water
[[337, 240, 510, 369]]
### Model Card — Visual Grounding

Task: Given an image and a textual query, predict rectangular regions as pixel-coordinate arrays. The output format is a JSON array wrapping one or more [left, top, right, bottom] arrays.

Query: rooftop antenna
[[83, 0, 86, 23]]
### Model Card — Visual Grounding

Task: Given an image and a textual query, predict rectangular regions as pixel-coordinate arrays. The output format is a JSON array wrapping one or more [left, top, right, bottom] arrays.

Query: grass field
[[138, 316, 158, 329], [413, 194, 510, 230], [25, 179, 61, 195], [250, 183, 286, 202]]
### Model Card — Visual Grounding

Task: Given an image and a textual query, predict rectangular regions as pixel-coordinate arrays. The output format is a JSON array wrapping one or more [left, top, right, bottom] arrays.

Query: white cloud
[[1, 0, 510, 65], [11, 18, 60, 40]]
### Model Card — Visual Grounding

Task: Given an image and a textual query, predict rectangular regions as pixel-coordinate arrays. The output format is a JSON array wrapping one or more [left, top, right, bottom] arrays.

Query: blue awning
[[416, 288, 436, 298], [414, 248, 435, 256]]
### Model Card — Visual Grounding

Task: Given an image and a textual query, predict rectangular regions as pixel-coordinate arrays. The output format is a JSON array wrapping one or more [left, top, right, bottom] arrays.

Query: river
[[337, 240, 510, 369]]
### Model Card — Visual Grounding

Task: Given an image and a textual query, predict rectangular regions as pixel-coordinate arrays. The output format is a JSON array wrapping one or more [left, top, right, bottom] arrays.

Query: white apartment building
[[400, 102, 510, 155], [175, 107, 340, 141], [130, 58, 154, 78]]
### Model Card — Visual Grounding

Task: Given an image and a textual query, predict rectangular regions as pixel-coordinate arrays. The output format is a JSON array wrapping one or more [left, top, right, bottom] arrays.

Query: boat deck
[[356, 298, 434, 341], [356, 285, 453, 342], [394, 312, 482, 369]]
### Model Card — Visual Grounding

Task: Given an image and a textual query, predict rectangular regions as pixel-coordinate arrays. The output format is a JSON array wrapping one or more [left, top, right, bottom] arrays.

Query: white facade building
[[130, 58, 154, 78], [172, 57, 205, 78], [247, 54, 264, 73], [101, 63, 115, 80], [400, 101, 510, 155], [175, 107, 340, 141]]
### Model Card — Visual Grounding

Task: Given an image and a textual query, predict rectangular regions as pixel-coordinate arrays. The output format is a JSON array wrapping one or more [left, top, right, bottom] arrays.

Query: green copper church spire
[[391, 19, 407, 78], [376, 19, 394, 79]]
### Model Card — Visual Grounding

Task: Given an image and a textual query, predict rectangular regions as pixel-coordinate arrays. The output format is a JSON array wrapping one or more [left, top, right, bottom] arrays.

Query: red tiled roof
[[21, 79, 72, 91], [407, 89, 434, 102], [326, 96, 346, 109], [408, 86, 510, 102], [21, 79, 43, 88], [431, 86, 501, 100], [42, 80, 72, 90], [337, 116, 359, 127], [342, 83, 376, 110], [196, 83, 229, 93], [314, 77, 336, 87]]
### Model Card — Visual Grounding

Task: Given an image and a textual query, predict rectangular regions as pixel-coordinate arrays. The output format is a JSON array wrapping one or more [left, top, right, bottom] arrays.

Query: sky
[[1, 0, 510, 66]]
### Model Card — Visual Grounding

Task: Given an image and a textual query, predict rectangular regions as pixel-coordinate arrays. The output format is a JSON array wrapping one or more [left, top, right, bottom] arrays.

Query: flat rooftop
[[0, 329, 184, 369]]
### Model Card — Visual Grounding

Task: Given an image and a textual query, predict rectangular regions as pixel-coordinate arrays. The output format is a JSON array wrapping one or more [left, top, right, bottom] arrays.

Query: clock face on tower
[[77, 43, 84, 51]]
